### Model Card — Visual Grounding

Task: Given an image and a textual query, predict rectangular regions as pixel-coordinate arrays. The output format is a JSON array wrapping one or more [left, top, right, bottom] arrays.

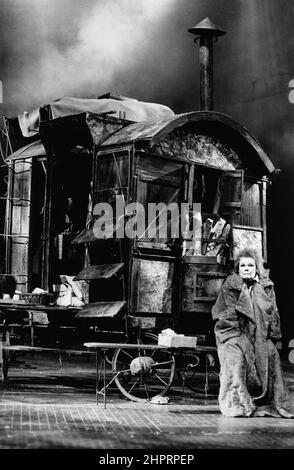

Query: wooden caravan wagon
[[0, 103, 275, 349]]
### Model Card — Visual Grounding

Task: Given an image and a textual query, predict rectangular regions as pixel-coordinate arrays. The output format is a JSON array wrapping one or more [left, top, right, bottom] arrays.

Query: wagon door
[[130, 157, 187, 329], [219, 169, 243, 226], [219, 170, 265, 261]]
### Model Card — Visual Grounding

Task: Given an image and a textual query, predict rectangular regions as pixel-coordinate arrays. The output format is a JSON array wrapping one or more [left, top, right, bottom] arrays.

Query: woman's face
[[239, 256, 256, 280]]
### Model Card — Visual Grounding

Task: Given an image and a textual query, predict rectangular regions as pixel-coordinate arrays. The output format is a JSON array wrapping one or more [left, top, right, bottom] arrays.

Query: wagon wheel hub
[[130, 356, 155, 377]]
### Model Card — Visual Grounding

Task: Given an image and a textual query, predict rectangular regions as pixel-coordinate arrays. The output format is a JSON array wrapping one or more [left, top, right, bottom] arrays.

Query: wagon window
[[192, 167, 222, 214], [94, 151, 129, 201], [219, 170, 243, 225], [241, 180, 262, 228], [136, 167, 184, 244]]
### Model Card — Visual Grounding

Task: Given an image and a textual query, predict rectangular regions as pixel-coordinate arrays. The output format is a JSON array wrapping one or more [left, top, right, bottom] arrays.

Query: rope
[[112, 152, 126, 206], [0, 139, 7, 165], [204, 354, 209, 397], [138, 186, 181, 241], [2, 117, 14, 158]]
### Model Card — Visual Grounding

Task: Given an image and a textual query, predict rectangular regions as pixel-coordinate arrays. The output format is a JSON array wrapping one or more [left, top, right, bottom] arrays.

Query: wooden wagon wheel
[[112, 333, 175, 402]]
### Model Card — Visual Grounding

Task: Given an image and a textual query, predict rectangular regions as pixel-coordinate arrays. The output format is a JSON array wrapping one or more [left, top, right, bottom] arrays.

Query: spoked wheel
[[112, 333, 175, 402]]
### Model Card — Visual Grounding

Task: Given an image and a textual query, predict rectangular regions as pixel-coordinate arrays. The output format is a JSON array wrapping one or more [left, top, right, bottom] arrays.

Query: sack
[[56, 285, 73, 306], [55, 275, 85, 307]]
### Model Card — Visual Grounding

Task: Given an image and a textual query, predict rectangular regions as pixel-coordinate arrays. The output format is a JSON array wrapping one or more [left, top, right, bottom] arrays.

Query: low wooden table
[[84, 342, 217, 408], [0, 302, 84, 381], [0, 301, 82, 345]]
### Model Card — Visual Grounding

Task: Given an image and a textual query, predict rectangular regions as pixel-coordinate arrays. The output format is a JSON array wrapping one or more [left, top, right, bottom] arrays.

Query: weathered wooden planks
[[75, 300, 126, 319], [74, 263, 124, 280], [8, 158, 32, 292]]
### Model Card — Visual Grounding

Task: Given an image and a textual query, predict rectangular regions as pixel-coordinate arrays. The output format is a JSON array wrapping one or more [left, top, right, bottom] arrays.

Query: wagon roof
[[100, 111, 275, 174], [5, 139, 46, 161]]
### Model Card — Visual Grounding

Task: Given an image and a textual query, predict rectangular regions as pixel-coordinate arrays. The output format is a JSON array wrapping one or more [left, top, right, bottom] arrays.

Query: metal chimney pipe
[[188, 17, 226, 111], [199, 34, 213, 111]]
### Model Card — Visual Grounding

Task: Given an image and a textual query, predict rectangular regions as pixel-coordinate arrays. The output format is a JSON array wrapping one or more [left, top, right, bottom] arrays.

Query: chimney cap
[[188, 17, 226, 37]]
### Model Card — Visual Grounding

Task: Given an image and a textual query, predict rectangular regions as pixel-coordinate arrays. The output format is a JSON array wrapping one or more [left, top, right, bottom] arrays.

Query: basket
[[21, 293, 53, 306]]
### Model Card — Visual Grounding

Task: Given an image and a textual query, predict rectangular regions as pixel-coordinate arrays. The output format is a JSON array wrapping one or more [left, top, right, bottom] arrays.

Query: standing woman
[[212, 248, 293, 418]]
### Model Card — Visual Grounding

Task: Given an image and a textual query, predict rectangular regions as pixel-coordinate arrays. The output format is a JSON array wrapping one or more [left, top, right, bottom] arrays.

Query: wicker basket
[[21, 293, 53, 306]]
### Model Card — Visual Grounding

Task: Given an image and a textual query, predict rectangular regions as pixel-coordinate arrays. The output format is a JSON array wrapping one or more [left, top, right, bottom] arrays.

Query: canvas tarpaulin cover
[[18, 96, 175, 138]]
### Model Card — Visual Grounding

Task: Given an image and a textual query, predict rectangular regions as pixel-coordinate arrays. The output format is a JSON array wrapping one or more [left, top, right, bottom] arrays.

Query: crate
[[158, 333, 197, 348], [21, 293, 53, 306]]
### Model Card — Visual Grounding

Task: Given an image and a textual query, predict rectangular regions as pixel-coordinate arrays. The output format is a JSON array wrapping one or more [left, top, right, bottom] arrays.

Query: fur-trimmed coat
[[212, 273, 293, 418]]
